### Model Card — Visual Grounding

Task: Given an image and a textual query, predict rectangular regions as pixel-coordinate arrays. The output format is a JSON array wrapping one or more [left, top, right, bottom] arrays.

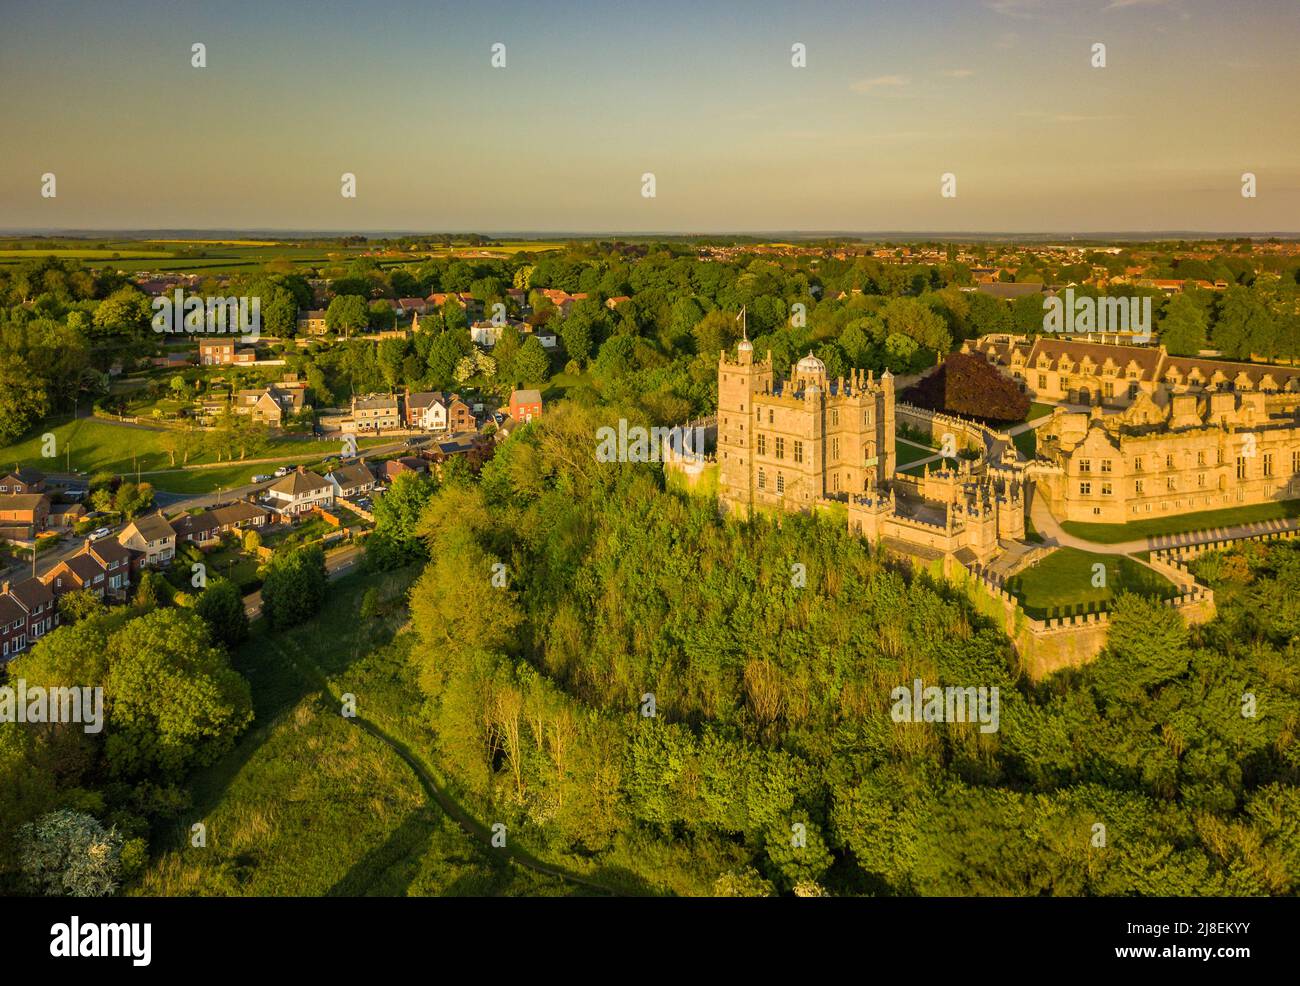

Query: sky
[[1, 0, 1298, 234]]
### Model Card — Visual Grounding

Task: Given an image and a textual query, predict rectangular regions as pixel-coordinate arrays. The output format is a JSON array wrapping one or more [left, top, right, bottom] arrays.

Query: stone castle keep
[[716, 339, 1023, 567]]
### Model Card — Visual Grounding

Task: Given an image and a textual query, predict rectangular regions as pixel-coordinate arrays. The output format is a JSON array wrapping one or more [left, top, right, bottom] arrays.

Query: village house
[[266, 466, 335, 517], [326, 461, 377, 499], [352, 394, 402, 432], [85, 539, 133, 601], [199, 338, 258, 366], [508, 389, 543, 424], [446, 394, 474, 432], [118, 511, 177, 568], [0, 466, 45, 494], [172, 499, 273, 546], [47, 503, 87, 529], [381, 457, 429, 483], [43, 553, 109, 601], [0, 493, 51, 541], [297, 310, 328, 335], [0, 577, 58, 663], [404, 391, 448, 431], [234, 384, 306, 427]]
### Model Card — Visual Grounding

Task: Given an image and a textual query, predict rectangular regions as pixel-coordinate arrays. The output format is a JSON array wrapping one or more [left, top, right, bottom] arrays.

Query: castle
[[716, 339, 1023, 566]]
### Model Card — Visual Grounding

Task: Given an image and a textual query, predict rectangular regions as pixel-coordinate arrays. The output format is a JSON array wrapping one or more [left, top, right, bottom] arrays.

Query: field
[[0, 416, 386, 495], [1007, 547, 1177, 618], [133, 569, 590, 896], [1060, 498, 1300, 544]]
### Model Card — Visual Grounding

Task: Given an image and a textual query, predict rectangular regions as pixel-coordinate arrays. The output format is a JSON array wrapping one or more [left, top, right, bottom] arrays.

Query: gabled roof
[[1, 466, 44, 485], [406, 391, 446, 411], [126, 512, 176, 542], [510, 389, 542, 405], [8, 577, 54, 612], [0, 494, 49, 512], [269, 469, 331, 496], [87, 539, 132, 567], [327, 462, 375, 488], [62, 554, 107, 584], [210, 500, 272, 526]]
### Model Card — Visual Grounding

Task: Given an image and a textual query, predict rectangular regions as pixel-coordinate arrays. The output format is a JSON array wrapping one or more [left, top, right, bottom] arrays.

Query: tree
[[1159, 293, 1209, 356], [514, 337, 551, 386], [369, 300, 397, 332], [91, 287, 151, 338], [261, 544, 328, 630], [193, 577, 249, 648], [901, 352, 1029, 423], [0, 357, 49, 445], [326, 295, 369, 337], [104, 608, 253, 778], [57, 589, 104, 625], [243, 529, 262, 553], [369, 471, 437, 565], [19, 809, 123, 897]]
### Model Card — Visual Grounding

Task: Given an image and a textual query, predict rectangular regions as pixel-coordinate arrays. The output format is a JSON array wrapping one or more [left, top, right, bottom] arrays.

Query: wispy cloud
[[986, 0, 1044, 17], [850, 74, 910, 92], [943, 68, 976, 78], [1017, 110, 1130, 123]]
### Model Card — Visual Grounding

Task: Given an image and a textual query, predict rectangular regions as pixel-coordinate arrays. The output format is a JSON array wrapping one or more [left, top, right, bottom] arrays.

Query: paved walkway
[[1029, 493, 1300, 556]]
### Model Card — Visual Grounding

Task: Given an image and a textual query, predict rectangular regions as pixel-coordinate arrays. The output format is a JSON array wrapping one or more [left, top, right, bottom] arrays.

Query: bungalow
[[119, 511, 177, 568], [509, 388, 543, 424], [0, 466, 45, 494], [397, 298, 430, 317], [326, 461, 377, 499], [0, 493, 51, 540], [266, 466, 335, 517], [210, 500, 273, 535], [171, 510, 222, 546], [404, 391, 448, 431], [0, 577, 58, 663], [381, 457, 429, 483]]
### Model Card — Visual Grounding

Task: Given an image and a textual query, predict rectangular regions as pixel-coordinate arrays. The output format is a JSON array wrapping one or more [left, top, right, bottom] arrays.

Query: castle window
[[1079, 482, 1091, 496], [1198, 473, 1206, 488], [776, 473, 785, 495], [1079, 459, 1091, 473], [1167, 476, 1176, 491], [1134, 456, 1143, 472], [1292, 450, 1300, 474], [775, 437, 785, 460], [757, 469, 766, 490], [1236, 456, 1246, 480], [831, 437, 840, 459], [863, 408, 873, 426], [1264, 452, 1273, 478], [1166, 454, 1174, 470], [1135, 479, 1144, 495], [829, 409, 839, 426], [768, 409, 774, 424], [1101, 482, 1113, 496], [1100, 460, 1112, 474], [1103, 381, 1114, 398], [1038, 374, 1047, 389], [757, 434, 766, 455], [794, 440, 803, 464]]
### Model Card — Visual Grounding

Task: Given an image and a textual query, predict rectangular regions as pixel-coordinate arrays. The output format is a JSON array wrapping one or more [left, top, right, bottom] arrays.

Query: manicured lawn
[[1027, 402, 1056, 421], [1007, 547, 1177, 619], [1060, 498, 1300, 544], [895, 438, 939, 467], [1012, 428, 1037, 459]]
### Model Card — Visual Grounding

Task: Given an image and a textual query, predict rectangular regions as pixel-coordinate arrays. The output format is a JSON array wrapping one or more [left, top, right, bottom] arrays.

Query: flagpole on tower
[[737, 305, 747, 340]]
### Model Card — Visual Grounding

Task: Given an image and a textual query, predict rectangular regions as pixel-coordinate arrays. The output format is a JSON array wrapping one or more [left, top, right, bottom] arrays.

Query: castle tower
[[717, 332, 772, 516]]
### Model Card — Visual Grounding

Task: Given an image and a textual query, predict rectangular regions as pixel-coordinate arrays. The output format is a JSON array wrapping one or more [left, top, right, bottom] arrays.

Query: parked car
[[252, 474, 273, 483], [274, 466, 291, 477], [89, 527, 112, 542]]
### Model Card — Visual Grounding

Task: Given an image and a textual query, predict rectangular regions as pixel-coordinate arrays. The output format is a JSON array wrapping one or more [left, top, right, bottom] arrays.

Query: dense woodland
[[399, 403, 1300, 895]]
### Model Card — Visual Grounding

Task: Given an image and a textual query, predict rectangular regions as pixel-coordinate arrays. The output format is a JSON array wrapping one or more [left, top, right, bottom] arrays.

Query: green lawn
[[895, 437, 939, 467], [1007, 547, 1177, 619], [1060, 498, 1300, 544], [1012, 428, 1037, 459], [1027, 402, 1056, 422]]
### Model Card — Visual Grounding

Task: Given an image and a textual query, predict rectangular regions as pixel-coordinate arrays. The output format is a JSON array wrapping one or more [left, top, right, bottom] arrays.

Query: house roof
[[126, 512, 176, 542], [510, 389, 542, 405], [171, 510, 221, 538], [62, 554, 106, 584], [269, 469, 331, 496], [353, 395, 399, 411], [8, 576, 53, 611], [2, 466, 44, 485], [0, 494, 49, 513], [210, 500, 272, 526], [406, 391, 446, 411], [0, 593, 24, 625], [976, 281, 1046, 299], [327, 462, 375, 488]]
